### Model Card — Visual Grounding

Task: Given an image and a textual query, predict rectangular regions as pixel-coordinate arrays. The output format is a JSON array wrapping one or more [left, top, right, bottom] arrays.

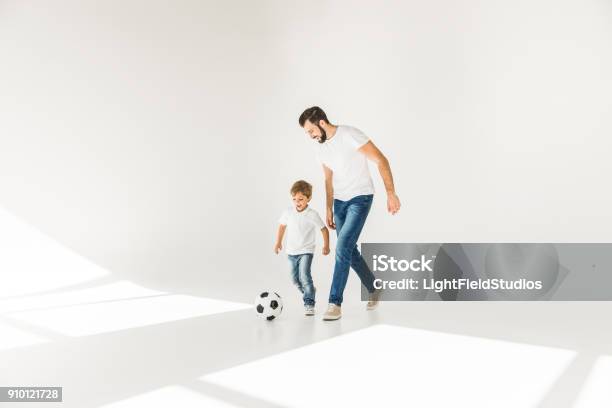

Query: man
[[298, 106, 401, 320]]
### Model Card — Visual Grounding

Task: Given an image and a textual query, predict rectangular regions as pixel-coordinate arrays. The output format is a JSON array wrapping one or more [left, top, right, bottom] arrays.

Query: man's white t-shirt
[[278, 206, 326, 255], [315, 125, 375, 201]]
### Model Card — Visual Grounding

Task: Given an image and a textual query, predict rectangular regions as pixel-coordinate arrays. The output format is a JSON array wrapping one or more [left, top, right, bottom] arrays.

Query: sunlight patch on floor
[[0, 321, 47, 351], [574, 355, 612, 408], [0, 280, 164, 314], [7, 294, 251, 336], [101, 385, 239, 408], [202, 324, 576, 408]]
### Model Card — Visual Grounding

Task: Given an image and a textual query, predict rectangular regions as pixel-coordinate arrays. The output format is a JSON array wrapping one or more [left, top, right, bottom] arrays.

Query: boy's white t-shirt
[[278, 206, 325, 255], [314, 125, 375, 201]]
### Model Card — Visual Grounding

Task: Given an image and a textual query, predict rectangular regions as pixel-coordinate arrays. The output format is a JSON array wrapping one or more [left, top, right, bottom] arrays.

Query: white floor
[[1, 289, 612, 408], [1, 208, 612, 407]]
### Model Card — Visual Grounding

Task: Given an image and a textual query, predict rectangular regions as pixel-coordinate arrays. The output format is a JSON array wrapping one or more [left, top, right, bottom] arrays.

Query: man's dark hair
[[299, 106, 329, 127]]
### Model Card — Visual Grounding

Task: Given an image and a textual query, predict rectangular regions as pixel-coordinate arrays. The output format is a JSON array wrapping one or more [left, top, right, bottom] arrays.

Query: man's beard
[[317, 125, 327, 143]]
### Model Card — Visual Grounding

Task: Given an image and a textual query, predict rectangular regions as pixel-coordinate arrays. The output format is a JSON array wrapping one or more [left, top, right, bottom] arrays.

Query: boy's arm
[[321, 227, 330, 255], [274, 224, 286, 254], [358, 141, 401, 214], [323, 164, 335, 229]]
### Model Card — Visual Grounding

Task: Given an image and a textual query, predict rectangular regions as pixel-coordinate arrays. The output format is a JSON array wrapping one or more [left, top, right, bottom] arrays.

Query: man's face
[[303, 120, 327, 144], [292, 192, 310, 212]]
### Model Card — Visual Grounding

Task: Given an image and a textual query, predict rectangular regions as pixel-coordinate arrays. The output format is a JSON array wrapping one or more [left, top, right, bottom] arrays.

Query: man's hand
[[322, 246, 330, 256], [387, 193, 401, 215], [274, 242, 282, 254], [326, 209, 336, 230]]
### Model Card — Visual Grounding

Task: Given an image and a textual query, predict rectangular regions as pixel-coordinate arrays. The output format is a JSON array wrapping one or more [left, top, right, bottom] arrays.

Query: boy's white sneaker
[[322, 304, 342, 320], [304, 305, 315, 316]]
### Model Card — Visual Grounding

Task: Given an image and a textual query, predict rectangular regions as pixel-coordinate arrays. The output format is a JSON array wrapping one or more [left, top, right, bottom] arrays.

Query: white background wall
[[1, 0, 611, 303]]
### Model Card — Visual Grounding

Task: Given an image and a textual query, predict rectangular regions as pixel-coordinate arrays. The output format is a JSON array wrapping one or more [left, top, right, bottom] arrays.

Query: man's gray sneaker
[[366, 288, 382, 311], [322, 303, 342, 320]]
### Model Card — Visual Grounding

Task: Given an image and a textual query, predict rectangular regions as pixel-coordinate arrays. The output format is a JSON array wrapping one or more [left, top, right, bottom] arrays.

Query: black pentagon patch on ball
[[260, 292, 269, 298], [270, 300, 279, 309], [266, 315, 276, 321], [256, 304, 264, 313]]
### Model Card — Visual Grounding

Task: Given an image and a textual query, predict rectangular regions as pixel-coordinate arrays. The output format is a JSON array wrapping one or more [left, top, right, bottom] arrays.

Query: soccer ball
[[255, 291, 283, 320]]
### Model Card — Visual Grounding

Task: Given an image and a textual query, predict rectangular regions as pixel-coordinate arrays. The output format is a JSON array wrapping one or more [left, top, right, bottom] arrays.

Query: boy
[[274, 180, 330, 315]]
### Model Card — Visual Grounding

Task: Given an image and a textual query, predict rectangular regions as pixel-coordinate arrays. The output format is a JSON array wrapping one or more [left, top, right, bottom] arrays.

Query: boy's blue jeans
[[288, 253, 316, 306], [329, 194, 376, 305]]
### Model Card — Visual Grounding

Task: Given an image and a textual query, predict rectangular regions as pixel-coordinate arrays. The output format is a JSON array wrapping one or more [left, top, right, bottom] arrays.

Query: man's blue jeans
[[288, 253, 316, 306], [329, 194, 376, 305]]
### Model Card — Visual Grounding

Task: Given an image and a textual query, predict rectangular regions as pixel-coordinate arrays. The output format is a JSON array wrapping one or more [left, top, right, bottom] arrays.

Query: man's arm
[[359, 141, 401, 214], [274, 224, 286, 254], [323, 164, 336, 229]]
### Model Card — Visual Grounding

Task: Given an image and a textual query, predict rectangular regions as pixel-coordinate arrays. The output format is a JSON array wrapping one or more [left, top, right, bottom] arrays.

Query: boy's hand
[[322, 246, 330, 256], [326, 209, 336, 229], [274, 243, 282, 254]]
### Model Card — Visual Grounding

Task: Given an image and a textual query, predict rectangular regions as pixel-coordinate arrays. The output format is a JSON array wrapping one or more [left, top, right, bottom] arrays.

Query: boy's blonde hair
[[290, 180, 313, 198]]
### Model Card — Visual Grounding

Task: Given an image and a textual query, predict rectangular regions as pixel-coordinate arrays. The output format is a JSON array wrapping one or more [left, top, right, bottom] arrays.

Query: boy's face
[[292, 192, 311, 212]]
